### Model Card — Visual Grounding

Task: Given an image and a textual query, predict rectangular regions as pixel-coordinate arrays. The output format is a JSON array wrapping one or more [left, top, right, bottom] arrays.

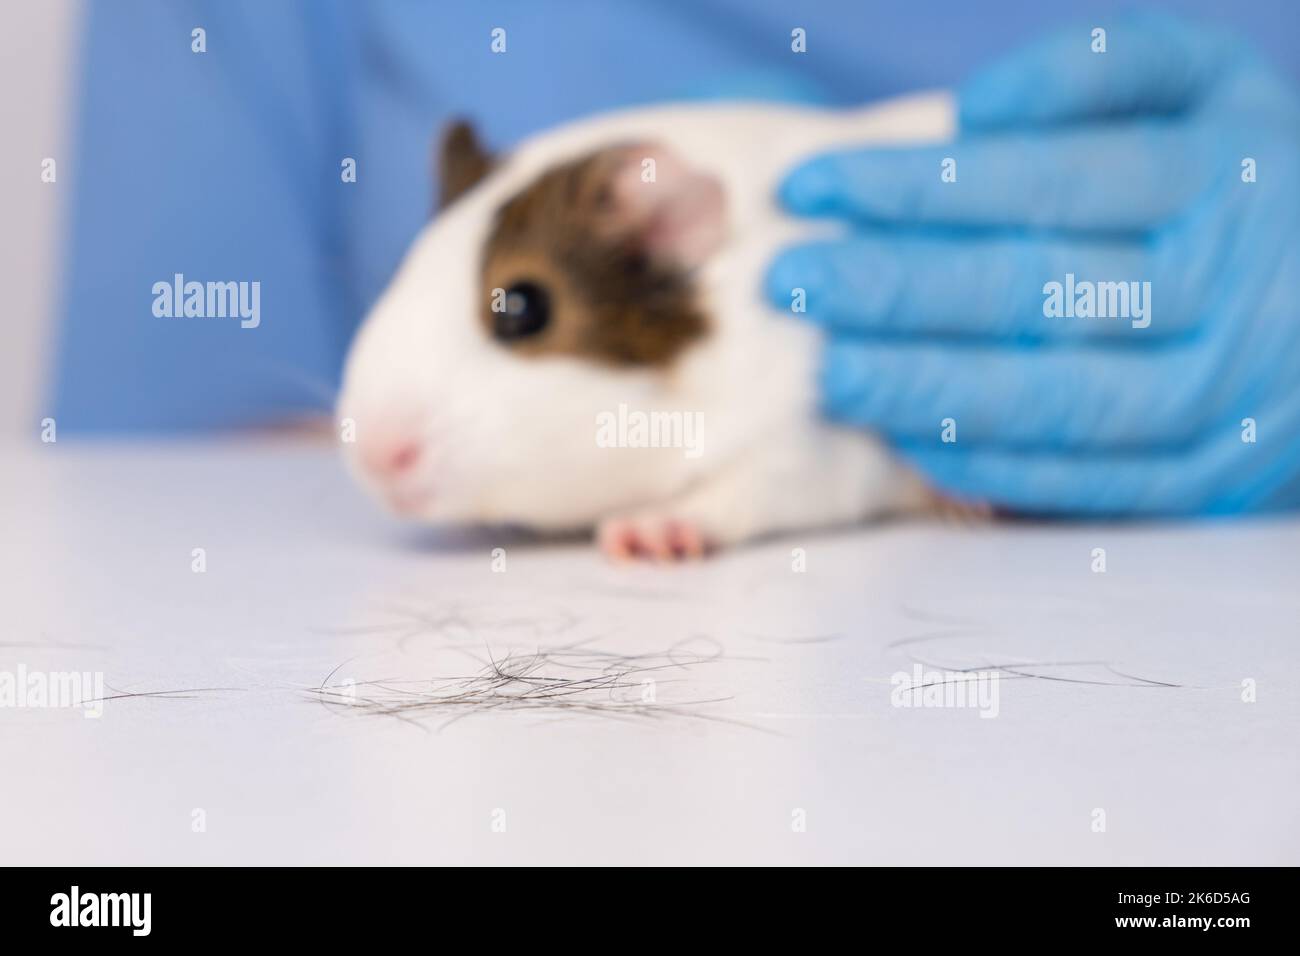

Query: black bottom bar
[[2, 866, 1285, 940]]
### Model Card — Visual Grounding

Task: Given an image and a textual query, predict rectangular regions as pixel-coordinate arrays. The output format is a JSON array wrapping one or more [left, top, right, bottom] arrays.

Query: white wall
[[0, 0, 80, 438]]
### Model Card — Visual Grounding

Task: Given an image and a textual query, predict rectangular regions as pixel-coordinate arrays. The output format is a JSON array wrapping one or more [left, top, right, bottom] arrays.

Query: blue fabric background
[[52, 0, 1300, 431]]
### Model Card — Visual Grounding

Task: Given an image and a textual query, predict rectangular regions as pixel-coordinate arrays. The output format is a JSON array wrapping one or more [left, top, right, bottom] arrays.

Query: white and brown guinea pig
[[339, 91, 969, 560]]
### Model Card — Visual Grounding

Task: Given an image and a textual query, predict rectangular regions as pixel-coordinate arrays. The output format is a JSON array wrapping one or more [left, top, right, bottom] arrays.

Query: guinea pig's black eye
[[494, 281, 551, 341]]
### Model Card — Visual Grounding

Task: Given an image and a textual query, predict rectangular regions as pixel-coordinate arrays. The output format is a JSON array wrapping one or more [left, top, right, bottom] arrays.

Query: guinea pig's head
[[338, 120, 727, 532]]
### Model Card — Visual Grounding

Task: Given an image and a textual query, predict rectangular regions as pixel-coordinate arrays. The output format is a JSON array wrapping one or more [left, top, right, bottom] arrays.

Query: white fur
[[339, 92, 954, 546]]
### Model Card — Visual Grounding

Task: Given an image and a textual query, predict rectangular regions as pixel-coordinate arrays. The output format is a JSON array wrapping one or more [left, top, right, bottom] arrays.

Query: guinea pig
[[338, 92, 963, 560]]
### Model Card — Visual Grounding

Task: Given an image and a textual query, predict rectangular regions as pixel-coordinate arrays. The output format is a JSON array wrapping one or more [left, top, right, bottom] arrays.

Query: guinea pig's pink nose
[[358, 434, 422, 480]]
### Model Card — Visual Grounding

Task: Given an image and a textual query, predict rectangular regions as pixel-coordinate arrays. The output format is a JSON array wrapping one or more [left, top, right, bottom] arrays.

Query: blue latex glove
[[767, 14, 1300, 516]]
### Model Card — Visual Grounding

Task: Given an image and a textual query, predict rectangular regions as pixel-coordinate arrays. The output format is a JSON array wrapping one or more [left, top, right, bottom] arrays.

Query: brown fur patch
[[479, 148, 709, 367]]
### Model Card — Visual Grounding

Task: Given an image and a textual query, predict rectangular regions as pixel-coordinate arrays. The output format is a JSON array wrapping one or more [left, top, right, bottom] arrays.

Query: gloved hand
[[767, 14, 1300, 516]]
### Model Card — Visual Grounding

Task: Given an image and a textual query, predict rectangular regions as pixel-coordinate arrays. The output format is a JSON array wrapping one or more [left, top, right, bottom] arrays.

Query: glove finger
[[898, 392, 1300, 515], [819, 338, 1217, 450], [778, 122, 1208, 232], [958, 13, 1240, 130], [767, 227, 1217, 340]]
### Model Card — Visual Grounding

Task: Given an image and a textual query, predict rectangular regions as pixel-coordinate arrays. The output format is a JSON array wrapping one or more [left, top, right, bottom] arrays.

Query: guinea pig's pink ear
[[437, 119, 494, 211], [604, 143, 727, 270]]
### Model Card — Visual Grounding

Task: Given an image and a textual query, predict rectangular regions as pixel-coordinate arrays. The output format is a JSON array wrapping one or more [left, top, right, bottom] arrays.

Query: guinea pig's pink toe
[[597, 518, 638, 561], [666, 521, 707, 560], [598, 515, 709, 562]]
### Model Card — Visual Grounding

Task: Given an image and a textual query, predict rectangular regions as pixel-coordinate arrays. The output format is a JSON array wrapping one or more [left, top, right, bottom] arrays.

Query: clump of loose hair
[[307, 638, 764, 733]]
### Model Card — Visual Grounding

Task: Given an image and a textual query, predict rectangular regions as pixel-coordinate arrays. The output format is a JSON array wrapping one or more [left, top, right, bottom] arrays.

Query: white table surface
[[3, 439, 1297, 865]]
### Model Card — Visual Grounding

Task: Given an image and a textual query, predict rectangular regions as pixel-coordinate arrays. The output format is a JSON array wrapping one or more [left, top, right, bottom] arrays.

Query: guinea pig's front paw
[[596, 514, 711, 562]]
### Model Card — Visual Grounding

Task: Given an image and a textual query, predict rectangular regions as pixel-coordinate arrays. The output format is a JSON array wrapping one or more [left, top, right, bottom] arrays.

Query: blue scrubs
[[51, 0, 1300, 430]]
